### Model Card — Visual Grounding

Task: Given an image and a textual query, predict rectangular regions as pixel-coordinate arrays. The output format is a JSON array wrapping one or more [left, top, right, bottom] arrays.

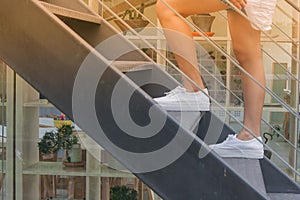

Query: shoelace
[[227, 135, 236, 140]]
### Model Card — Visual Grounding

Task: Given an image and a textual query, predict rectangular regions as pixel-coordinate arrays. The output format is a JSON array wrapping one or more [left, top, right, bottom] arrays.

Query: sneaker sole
[[158, 102, 210, 111], [212, 148, 264, 159]]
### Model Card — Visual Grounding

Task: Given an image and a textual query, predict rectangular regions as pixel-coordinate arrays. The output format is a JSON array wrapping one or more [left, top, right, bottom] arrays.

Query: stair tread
[[40, 1, 101, 24], [112, 60, 153, 72], [168, 111, 202, 131], [268, 193, 300, 200], [224, 158, 268, 197]]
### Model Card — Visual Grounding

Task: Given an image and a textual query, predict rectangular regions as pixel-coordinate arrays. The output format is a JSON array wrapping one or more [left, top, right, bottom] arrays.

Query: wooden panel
[[40, 1, 101, 24]]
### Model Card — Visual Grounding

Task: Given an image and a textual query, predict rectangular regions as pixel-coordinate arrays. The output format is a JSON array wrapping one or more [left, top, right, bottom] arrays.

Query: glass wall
[[0, 60, 6, 200], [1, 63, 157, 199]]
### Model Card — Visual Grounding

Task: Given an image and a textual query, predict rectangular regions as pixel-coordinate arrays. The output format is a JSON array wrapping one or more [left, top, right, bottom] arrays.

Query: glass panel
[[0, 60, 6, 199], [11, 79, 156, 199]]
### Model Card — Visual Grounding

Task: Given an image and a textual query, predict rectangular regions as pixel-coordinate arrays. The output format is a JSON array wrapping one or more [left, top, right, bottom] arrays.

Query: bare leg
[[156, 0, 265, 141], [156, 0, 228, 92], [228, 11, 266, 140]]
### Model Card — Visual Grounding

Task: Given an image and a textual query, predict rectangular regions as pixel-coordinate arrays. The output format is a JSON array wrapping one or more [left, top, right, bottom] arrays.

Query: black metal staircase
[[0, 0, 299, 199]]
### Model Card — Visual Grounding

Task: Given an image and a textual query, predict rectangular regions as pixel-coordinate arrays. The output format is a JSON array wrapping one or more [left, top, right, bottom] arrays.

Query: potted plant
[[56, 125, 82, 164], [110, 185, 138, 200], [114, 3, 149, 34], [53, 113, 72, 128], [38, 124, 82, 164], [38, 130, 59, 161]]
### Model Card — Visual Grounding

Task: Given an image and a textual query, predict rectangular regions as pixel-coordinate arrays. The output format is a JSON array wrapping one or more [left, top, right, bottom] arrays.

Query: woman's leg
[[227, 11, 266, 140], [156, 0, 228, 92]]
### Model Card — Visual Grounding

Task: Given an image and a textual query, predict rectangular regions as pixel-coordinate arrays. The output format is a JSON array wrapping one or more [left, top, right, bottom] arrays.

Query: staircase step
[[40, 1, 101, 24], [224, 158, 269, 199], [168, 111, 203, 131], [268, 193, 300, 200], [112, 61, 152, 72]]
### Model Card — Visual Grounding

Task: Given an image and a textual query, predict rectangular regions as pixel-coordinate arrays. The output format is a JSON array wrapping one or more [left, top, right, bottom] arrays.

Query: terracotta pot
[[191, 14, 216, 32], [114, 19, 149, 33]]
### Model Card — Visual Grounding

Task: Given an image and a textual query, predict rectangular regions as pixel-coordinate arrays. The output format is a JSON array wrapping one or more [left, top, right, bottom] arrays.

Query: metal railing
[[98, 0, 300, 180]]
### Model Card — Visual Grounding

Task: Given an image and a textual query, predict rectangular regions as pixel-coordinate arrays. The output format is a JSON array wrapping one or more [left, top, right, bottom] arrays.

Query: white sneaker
[[209, 135, 264, 159], [153, 86, 210, 111]]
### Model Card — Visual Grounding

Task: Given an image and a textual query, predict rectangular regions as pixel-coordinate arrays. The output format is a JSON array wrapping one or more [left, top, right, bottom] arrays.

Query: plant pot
[[114, 19, 149, 33], [191, 14, 216, 32], [67, 144, 82, 163], [40, 153, 58, 162]]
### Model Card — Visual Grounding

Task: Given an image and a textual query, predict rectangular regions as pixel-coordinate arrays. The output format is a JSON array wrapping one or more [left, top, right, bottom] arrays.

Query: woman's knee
[[232, 40, 262, 65], [156, 0, 175, 20]]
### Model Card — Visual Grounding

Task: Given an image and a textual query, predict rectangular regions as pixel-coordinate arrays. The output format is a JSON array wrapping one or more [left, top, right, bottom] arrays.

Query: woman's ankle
[[237, 129, 260, 141]]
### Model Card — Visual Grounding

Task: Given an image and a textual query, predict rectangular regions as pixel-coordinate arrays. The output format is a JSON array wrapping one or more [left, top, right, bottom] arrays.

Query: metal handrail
[[216, 11, 300, 84], [164, 0, 300, 119], [222, 0, 300, 65], [159, 0, 300, 176], [285, 0, 300, 13], [98, 0, 300, 177]]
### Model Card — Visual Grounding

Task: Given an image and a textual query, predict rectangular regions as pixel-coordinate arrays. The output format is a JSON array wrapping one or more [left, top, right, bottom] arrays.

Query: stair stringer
[[61, 0, 300, 195]]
